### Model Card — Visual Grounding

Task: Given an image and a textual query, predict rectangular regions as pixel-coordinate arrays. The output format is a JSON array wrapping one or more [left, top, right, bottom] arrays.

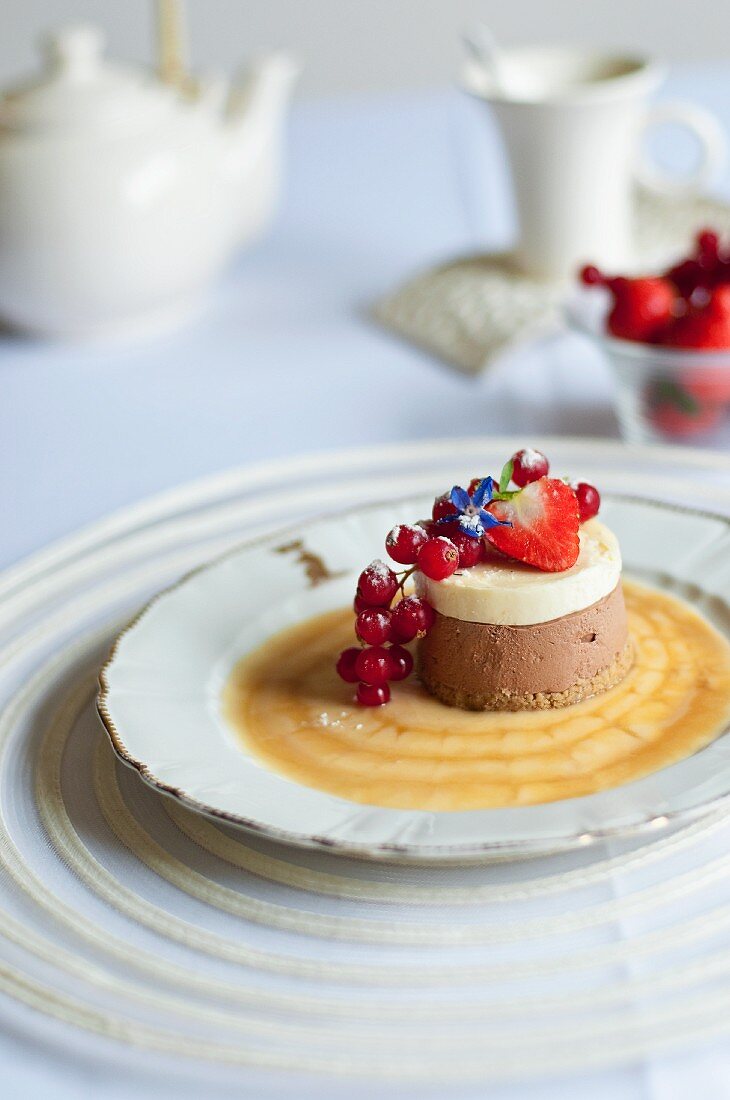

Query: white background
[[2, 0, 730, 98]]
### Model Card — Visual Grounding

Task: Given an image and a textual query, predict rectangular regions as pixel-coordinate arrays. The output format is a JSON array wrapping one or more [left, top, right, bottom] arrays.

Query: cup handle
[[634, 101, 726, 196]]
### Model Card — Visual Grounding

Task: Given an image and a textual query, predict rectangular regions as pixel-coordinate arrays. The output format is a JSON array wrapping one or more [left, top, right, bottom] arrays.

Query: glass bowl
[[566, 298, 730, 447]]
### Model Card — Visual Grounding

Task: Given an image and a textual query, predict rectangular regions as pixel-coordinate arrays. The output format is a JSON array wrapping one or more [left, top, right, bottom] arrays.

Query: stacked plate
[[1, 438, 730, 1092]]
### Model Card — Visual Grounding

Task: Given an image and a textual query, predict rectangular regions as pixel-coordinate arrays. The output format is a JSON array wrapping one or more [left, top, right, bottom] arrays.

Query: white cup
[[463, 46, 726, 280]]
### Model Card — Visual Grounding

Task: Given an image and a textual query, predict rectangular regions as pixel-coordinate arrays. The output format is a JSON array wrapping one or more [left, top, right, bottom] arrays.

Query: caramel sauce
[[222, 581, 730, 811]]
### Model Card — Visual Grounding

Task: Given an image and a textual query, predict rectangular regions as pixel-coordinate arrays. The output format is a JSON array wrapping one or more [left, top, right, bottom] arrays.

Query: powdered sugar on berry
[[519, 448, 545, 470], [365, 559, 392, 579]]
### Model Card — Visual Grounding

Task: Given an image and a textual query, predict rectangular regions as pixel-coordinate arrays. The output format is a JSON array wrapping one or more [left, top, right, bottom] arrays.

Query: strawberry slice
[[485, 477, 580, 572]]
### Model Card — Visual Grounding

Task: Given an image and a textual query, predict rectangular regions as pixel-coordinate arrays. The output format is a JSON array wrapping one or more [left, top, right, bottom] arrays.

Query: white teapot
[[0, 25, 299, 339]]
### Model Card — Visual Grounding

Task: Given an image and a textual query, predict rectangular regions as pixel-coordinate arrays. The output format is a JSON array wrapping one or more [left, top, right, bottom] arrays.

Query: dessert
[[222, 446, 730, 811], [580, 229, 730, 440], [416, 519, 631, 711], [335, 447, 631, 711]]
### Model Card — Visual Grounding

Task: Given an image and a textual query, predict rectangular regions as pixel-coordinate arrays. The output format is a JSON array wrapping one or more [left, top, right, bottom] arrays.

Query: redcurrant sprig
[[336, 553, 435, 706]]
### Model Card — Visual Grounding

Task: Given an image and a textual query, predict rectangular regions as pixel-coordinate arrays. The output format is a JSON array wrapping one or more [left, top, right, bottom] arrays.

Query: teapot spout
[[227, 51, 300, 130], [223, 52, 300, 243]]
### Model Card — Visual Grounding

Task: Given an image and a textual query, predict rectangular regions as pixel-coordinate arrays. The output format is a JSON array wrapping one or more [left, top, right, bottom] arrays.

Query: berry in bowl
[[568, 230, 730, 446]]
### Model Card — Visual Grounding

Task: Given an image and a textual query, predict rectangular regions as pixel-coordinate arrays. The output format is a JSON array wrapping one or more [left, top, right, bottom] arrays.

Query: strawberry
[[660, 286, 730, 404], [606, 276, 676, 343], [645, 379, 724, 440], [485, 478, 580, 572], [663, 285, 730, 349], [649, 401, 723, 439], [680, 367, 730, 406]]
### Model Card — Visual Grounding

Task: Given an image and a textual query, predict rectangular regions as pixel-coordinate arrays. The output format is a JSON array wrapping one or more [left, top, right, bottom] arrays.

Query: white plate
[[98, 493, 730, 864]]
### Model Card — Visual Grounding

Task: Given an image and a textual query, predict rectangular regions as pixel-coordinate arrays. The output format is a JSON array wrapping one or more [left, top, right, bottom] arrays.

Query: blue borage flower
[[437, 478, 512, 539]]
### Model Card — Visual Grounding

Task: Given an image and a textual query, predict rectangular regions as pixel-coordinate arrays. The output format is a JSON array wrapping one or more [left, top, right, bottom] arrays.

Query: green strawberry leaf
[[651, 379, 700, 415], [498, 459, 514, 494]]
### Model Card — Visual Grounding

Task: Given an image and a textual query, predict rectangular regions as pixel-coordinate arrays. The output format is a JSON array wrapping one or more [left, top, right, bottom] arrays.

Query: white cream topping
[[414, 519, 621, 626]]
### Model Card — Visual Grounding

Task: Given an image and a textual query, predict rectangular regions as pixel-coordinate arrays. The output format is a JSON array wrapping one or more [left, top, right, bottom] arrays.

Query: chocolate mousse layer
[[418, 582, 631, 712]]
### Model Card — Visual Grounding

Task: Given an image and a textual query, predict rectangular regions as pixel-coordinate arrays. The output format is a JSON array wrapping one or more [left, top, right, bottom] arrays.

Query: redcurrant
[[580, 264, 604, 286], [356, 560, 398, 607], [449, 529, 483, 568], [574, 482, 600, 522], [698, 229, 720, 260], [417, 537, 459, 581], [385, 523, 428, 565], [391, 596, 435, 642], [431, 493, 456, 523], [666, 258, 708, 297], [336, 647, 361, 683], [510, 448, 549, 487], [387, 645, 414, 681], [354, 646, 392, 686], [356, 608, 392, 645], [356, 682, 390, 706]]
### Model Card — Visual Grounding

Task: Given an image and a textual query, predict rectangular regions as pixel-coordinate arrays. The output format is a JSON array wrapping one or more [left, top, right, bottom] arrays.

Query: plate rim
[[97, 492, 730, 863]]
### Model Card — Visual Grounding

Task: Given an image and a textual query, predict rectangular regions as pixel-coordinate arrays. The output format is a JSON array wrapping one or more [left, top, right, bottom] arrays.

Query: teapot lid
[[0, 24, 177, 135]]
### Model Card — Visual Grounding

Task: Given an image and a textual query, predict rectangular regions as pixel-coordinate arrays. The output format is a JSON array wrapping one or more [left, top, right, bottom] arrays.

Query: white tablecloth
[[3, 66, 730, 1100]]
